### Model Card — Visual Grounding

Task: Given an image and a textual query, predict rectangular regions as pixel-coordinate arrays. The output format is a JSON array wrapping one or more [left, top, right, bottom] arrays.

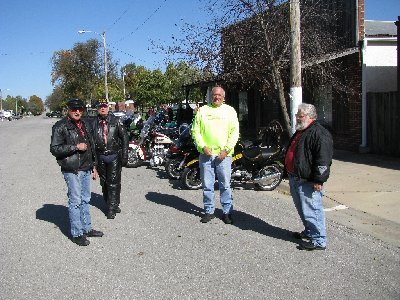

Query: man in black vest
[[91, 99, 129, 219]]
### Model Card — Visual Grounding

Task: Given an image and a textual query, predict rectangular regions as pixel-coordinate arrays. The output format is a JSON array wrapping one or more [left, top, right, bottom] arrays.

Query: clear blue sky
[[0, 0, 399, 102]]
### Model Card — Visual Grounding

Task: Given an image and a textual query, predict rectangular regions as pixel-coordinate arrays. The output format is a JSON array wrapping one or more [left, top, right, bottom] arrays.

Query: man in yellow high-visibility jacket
[[191, 86, 239, 224]]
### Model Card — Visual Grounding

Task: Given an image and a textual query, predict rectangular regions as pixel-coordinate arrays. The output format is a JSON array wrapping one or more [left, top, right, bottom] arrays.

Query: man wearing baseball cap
[[50, 98, 104, 246]]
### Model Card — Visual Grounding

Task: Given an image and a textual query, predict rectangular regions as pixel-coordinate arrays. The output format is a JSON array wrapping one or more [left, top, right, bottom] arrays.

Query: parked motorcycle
[[126, 112, 175, 168], [180, 120, 285, 191], [164, 124, 199, 180], [127, 113, 144, 142]]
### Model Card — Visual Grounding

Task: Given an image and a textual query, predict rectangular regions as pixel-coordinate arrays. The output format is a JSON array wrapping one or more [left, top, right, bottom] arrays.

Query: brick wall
[[358, 0, 365, 41], [332, 53, 362, 152]]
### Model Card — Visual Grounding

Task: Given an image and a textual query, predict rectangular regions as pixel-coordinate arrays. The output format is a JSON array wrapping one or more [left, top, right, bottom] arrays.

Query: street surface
[[0, 116, 399, 300]]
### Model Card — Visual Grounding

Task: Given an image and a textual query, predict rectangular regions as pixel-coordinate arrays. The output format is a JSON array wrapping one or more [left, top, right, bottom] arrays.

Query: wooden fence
[[367, 92, 400, 156]]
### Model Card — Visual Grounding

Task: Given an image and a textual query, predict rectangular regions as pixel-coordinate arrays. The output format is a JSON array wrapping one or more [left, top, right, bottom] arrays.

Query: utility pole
[[395, 16, 400, 99], [122, 68, 126, 99], [289, 0, 302, 134], [102, 31, 109, 102]]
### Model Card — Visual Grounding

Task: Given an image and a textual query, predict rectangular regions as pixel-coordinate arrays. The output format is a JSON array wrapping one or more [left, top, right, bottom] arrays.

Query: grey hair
[[298, 103, 317, 119], [212, 86, 225, 98]]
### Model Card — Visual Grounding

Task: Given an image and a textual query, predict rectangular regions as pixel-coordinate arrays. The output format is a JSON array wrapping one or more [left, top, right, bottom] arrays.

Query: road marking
[[324, 204, 348, 212]]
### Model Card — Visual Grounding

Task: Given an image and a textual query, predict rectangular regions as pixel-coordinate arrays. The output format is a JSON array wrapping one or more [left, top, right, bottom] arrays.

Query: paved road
[[0, 116, 399, 300]]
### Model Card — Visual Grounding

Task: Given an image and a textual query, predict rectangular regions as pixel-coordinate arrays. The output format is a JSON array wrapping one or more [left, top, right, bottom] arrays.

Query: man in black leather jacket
[[90, 99, 129, 219], [50, 98, 103, 246], [285, 103, 333, 251]]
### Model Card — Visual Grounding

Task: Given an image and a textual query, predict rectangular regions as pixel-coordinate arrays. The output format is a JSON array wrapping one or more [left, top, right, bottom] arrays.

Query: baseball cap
[[95, 99, 109, 108]]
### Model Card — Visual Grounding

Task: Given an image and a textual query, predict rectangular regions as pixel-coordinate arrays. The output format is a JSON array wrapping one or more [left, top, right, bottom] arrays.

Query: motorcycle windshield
[[176, 124, 193, 148], [140, 123, 151, 138]]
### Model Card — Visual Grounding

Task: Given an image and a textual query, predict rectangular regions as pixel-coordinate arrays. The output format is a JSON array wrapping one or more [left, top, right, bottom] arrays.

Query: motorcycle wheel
[[254, 164, 283, 191], [165, 157, 183, 180], [181, 167, 202, 190], [126, 145, 144, 168]]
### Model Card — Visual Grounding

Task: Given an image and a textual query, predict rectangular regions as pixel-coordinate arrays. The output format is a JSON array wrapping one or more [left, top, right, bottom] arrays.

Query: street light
[[78, 30, 109, 101]]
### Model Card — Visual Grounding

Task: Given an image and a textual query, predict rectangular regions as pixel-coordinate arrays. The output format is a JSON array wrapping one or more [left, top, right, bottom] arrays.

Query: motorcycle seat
[[243, 145, 280, 161]]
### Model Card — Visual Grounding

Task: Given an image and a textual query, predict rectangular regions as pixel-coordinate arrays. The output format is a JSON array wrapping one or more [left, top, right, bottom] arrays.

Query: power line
[[106, 9, 129, 33], [0, 51, 50, 56], [115, 0, 168, 44]]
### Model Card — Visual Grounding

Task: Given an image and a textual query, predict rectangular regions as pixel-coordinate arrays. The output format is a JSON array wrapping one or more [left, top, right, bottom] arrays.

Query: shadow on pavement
[[90, 192, 107, 215], [334, 150, 400, 170], [36, 194, 106, 238], [146, 192, 296, 243], [36, 204, 69, 238]]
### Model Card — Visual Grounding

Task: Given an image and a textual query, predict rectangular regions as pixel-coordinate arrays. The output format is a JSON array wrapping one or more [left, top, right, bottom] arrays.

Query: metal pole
[[102, 32, 109, 102], [122, 68, 126, 99], [289, 0, 302, 134], [78, 30, 109, 101], [0, 89, 2, 111], [395, 16, 400, 98]]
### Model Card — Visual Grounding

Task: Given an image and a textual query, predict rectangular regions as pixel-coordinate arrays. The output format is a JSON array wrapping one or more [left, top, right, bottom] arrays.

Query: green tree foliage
[[2, 95, 16, 111], [51, 39, 121, 104], [2, 95, 43, 115], [164, 61, 204, 103], [45, 86, 64, 112], [28, 95, 44, 115], [123, 61, 204, 109], [2, 95, 28, 114], [123, 64, 166, 109]]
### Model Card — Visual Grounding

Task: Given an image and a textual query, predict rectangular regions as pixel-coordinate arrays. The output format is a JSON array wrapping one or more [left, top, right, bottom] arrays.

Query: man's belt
[[101, 150, 116, 156]]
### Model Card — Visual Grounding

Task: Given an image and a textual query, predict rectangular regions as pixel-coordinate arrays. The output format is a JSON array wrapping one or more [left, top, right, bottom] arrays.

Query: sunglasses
[[69, 107, 84, 112], [98, 104, 108, 108]]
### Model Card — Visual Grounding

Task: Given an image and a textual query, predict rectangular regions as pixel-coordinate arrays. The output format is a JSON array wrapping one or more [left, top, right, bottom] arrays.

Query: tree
[[51, 39, 120, 104], [162, 0, 350, 133], [164, 61, 204, 104], [122, 61, 205, 110], [28, 95, 44, 115], [45, 86, 64, 112]]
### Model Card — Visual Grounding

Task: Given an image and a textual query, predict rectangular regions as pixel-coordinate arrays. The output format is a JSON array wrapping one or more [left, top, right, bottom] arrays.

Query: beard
[[295, 120, 307, 131]]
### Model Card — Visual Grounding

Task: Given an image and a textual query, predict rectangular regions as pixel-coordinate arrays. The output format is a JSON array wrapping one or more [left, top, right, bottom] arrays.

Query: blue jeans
[[63, 170, 92, 237], [289, 175, 327, 247], [199, 154, 233, 215]]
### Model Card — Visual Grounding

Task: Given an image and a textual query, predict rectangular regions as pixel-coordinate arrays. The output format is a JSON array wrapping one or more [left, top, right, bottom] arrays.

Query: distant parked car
[[47, 111, 62, 118], [12, 114, 23, 120]]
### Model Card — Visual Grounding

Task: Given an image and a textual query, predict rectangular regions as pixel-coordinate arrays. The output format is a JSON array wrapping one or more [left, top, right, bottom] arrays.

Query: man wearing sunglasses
[[50, 98, 103, 246], [90, 99, 129, 220]]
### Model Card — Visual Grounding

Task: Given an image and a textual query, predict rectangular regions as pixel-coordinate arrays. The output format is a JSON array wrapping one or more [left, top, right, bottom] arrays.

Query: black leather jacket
[[50, 117, 97, 172], [287, 121, 333, 184], [90, 113, 129, 164]]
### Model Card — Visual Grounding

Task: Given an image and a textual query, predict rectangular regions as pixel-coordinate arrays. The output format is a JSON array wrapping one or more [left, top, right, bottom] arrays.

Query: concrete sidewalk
[[276, 150, 400, 247]]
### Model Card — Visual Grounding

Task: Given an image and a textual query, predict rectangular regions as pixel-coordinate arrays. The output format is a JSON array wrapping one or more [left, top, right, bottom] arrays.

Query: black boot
[[107, 210, 116, 219]]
